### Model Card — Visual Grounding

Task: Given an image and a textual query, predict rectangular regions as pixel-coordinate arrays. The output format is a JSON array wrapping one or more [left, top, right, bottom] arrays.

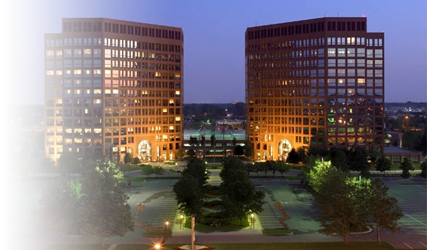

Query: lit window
[[74, 49, 82, 57], [46, 50, 54, 57], [83, 49, 91, 57]]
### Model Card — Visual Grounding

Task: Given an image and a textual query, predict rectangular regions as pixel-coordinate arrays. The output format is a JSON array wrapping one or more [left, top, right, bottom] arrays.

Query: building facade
[[45, 18, 184, 162], [245, 17, 385, 160]]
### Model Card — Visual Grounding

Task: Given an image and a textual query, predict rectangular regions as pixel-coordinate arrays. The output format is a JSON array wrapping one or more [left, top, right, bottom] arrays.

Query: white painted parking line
[[420, 242, 427, 248], [3, 215, 31, 233], [403, 242, 413, 249], [404, 212, 427, 227]]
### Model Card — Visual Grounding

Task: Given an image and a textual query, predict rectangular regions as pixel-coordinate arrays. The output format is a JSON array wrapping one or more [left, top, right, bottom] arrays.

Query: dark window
[[327, 21, 332, 31], [332, 22, 336, 31], [337, 22, 341, 31], [352, 22, 355, 31]]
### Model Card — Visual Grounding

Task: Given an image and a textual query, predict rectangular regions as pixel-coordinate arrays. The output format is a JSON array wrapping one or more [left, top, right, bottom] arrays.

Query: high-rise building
[[245, 17, 384, 160], [45, 18, 184, 162]]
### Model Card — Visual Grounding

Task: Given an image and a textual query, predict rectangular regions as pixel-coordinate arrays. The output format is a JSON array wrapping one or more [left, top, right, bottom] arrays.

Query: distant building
[[245, 17, 385, 160], [45, 18, 184, 162]]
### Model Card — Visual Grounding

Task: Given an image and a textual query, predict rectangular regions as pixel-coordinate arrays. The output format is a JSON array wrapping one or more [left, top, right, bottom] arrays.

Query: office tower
[[245, 17, 384, 160], [45, 18, 184, 163]]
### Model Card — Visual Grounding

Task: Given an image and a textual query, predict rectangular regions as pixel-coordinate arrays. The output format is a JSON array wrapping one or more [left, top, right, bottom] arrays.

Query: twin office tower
[[45, 17, 384, 162]]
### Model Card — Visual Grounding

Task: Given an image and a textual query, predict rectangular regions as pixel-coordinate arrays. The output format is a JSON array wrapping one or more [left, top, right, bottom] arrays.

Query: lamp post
[[162, 220, 169, 243], [180, 214, 184, 230], [251, 213, 254, 228]]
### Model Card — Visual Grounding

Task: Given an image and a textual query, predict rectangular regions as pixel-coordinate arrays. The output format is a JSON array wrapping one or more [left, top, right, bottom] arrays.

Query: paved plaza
[[15, 169, 427, 249]]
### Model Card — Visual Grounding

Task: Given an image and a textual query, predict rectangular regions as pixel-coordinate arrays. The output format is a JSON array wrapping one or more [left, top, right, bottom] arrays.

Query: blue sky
[[3, 0, 426, 104]]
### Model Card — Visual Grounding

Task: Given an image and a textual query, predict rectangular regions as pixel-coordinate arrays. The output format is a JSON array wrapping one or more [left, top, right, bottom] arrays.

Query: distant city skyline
[[4, 0, 427, 105]]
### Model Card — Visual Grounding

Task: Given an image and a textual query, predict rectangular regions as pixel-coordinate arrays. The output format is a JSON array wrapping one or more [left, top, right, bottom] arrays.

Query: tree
[[300, 154, 317, 180], [189, 136, 198, 147], [245, 143, 254, 158], [7, 149, 18, 160], [220, 157, 264, 225], [329, 149, 349, 172], [232, 137, 237, 156], [17, 161, 30, 182], [349, 147, 370, 178], [39, 157, 56, 176], [286, 148, 300, 164], [79, 161, 134, 246], [153, 166, 165, 176], [3, 161, 12, 183], [367, 178, 403, 243], [201, 135, 206, 158], [276, 161, 291, 176], [176, 148, 184, 160], [57, 151, 82, 175], [234, 145, 244, 156], [141, 164, 154, 178], [124, 153, 132, 164], [187, 149, 196, 158], [132, 157, 141, 164], [173, 176, 204, 217], [307, 160, 336, 193], [182, 158, 209, 188], [39, 176, 82, 245], [5, 132, 15, 150], [420, 158, 427, 178], [315, 168, 360, 243], [400, 157, 414, 179], [375, 155, 391, 173]]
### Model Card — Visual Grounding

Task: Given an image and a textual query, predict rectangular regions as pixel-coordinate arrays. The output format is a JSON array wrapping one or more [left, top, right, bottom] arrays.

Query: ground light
[[154, 243, 161, 249]]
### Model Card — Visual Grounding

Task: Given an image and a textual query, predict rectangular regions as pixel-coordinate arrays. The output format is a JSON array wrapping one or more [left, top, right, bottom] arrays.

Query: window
[[357, 48, 365, 57], [347, 48, 355, 57], [357, 59, 365, 67], [84, 60, 91, 68], [327, 48, 336, 57], [337, 48, 345, 57], [93, 49, 102, 57], [375, 49, 383, 58], [83, 49, 91, 57], [74, 49, 82, 57], [56, 50, 63, 58], [46, 50, 54, 58], [45, 61, 54, 68], [337, 59, 345, 67]]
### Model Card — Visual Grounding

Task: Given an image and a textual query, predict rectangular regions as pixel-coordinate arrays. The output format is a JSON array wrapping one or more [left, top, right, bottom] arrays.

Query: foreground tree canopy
[[309, 160, 403, 243], [39, 161, 134, 246]]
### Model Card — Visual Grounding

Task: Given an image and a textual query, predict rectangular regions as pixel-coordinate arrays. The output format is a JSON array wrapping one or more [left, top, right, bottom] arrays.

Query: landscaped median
[[262, 229, 293, 235], [45, 242, 401, 250]]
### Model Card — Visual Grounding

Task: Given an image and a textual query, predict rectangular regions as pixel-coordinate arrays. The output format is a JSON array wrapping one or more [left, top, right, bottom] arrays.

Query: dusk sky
[[4, 0, 426, 105]]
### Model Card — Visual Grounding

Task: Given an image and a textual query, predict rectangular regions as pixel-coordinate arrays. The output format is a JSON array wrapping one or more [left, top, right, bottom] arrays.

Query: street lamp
[[162, 220, 170, 243], [180, 214, 184, 230], [251, 213, 254, 228], [154, 243, 162, 249]]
